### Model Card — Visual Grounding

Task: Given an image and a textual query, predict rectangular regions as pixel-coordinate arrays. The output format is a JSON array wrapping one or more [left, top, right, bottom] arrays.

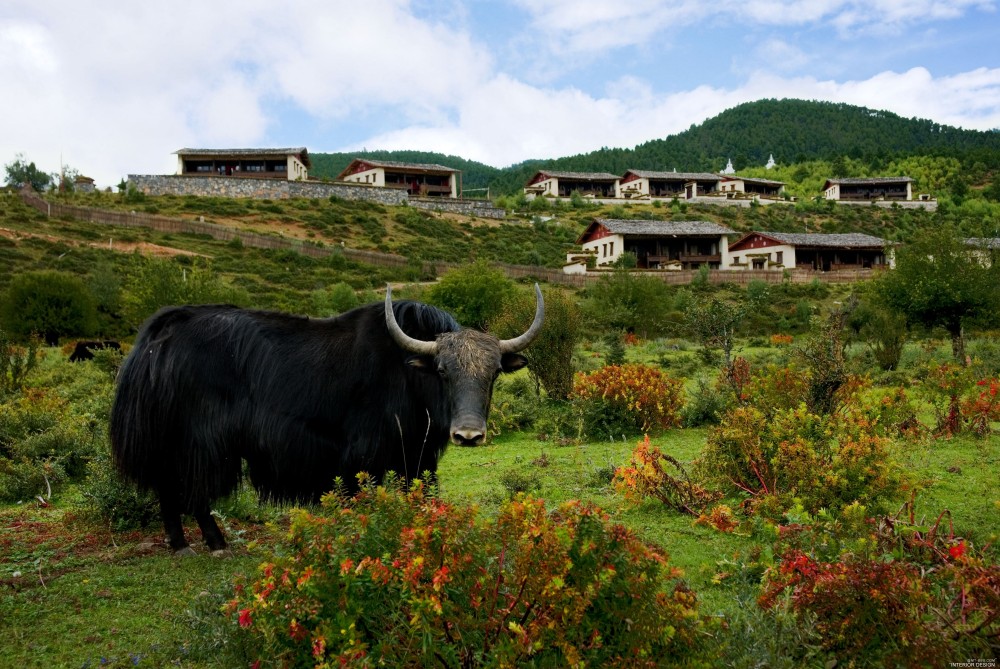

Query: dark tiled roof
[[537, 170, 620, 180], [597, 219, 735, 236], [624, 170, 721, 181], [752, 232, 890, 248], [965, 237, 1000, 250], [175, 147, 311, 167], [825, 177, 914, 185], [721, 175, 785, 187], [351, 159, 458, 173]]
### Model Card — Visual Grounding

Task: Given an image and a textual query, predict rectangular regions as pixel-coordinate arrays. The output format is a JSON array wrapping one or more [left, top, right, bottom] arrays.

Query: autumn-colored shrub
[[694, 504, 739, 533], [226, 478, 706, 667], [856, 385, 925, 440], [920, 364, 1000, 437], [769, 334, 793, 346], [572, 364, 684, 438], [962, 378, 1000, 437], [760, 498, 1000, 666], [699, 402, 902, 516], [613, 435, 720, 515], [738, 363, 809, 414]]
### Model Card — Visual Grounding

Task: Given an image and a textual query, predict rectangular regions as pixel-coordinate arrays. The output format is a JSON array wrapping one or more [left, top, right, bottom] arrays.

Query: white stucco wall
[[582, 234, 624, 266], [287, 155, 308, 181], [726, 243, 796, 270], [342, 167, 383, 186]]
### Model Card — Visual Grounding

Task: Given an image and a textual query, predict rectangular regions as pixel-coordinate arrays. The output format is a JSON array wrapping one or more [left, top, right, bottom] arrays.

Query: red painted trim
[[578, 223, 611, 244], [730, 233, 785, 251]]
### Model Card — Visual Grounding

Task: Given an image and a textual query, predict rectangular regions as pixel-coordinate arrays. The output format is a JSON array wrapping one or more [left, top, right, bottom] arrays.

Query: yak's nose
[[452, 427, 485, 446]]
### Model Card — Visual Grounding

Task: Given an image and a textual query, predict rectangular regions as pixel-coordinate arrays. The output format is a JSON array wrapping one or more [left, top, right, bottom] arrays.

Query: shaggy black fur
[[110, 300, 466, 553]]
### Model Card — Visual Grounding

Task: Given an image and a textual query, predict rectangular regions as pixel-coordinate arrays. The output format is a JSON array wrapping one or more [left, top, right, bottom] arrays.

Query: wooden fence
[[17, 190, 875, 287]]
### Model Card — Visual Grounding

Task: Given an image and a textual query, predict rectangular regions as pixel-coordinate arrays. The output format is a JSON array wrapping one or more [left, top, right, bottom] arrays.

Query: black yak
[[110, 285, 543, 555], [69, 340, 121, 362]]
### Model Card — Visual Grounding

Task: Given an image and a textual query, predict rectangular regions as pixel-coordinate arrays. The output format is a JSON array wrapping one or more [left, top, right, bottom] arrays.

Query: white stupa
[[722, 158, 735, 174], [766, 154, 776, 170]]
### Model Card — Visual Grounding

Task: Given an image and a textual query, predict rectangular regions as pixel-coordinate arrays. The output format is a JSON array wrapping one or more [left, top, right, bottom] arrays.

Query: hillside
[[310, 99, 1000, 195]]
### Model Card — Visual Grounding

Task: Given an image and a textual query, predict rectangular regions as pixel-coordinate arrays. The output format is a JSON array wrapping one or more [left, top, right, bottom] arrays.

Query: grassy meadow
[[1, 336, 998, 668]]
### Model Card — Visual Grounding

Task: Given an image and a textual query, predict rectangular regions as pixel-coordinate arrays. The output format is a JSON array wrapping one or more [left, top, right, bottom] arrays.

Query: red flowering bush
[[226, 478, 706, 667], [572, 364, 684, 438], [962, 377, 1000, 437], [759, 499, 1000, 666], [919, 364, 1000, 437], [613, 435, 720, 515]]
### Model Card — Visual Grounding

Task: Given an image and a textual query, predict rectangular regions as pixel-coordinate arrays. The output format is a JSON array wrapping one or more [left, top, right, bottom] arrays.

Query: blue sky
[[2, 1, 998, 188]]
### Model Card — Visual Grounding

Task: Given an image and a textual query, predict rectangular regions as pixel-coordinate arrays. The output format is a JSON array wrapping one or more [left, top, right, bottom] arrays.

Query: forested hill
[[311, 99, 1000, 194]]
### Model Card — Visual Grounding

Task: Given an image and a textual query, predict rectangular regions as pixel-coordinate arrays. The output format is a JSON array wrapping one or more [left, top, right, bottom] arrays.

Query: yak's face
[[385, 284, 544, 447], [406, 330, 527, 446]]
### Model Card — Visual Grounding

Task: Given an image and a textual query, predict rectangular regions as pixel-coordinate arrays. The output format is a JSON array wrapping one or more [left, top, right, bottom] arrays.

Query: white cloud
[[512, 0, 997, 55], [0, 1, 492, 186], [342, 66, 1000, 168]]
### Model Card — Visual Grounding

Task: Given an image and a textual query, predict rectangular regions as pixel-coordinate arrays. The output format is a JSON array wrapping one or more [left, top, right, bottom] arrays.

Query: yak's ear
[[500, 352, 529, 373], [405, 355, 437, 373]]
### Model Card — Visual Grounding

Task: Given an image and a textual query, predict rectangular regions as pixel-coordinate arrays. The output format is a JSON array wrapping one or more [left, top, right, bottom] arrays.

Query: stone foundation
[[127, 175, 408, 206]]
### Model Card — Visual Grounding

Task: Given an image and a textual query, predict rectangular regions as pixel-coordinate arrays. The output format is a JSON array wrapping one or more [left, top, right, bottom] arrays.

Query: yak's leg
[[194, 507, 228, 554], [158, 493, 195, 556]]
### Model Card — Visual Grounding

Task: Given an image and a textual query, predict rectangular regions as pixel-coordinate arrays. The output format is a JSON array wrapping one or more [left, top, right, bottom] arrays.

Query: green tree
[[684, 289, 765, 368], [121, 257, 249, 328], [0, 328, 39, 394], [4, 153, 51, 191], [311, 282, 360, 316], [984, 172, 1000, 203], [878, 227, 1000, 362], [796, 303, 853, 415], [426, 260, 516, 330], [581, 268, 674, 338], [491, 286, 581, 400], [848, 287, 908, 371], [0, 271, 97, 345]]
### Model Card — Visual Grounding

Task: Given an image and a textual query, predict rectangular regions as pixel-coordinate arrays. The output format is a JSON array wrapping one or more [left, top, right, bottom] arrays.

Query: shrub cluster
[[698, 371, 909, 516], [572, 364, 684, 439], [920, 363, 1000, 437], [225, 479, 706, 667], [613, 435, 720, 516], [0, 388, 104, 501], [759, 501, 1000, 666]]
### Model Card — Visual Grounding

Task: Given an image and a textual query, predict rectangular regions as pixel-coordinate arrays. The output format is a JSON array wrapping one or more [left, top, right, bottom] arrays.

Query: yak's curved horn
[[385, 285, 438, 355], [499, 283, 545, 353]]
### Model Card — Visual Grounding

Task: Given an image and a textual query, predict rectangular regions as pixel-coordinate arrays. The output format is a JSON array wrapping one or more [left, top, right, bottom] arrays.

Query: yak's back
[[110, 300, 460, 491]]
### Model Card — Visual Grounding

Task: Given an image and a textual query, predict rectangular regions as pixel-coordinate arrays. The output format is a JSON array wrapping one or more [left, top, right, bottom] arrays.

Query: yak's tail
[[110, 306, 243, 511], [110, 311, 174, 492]]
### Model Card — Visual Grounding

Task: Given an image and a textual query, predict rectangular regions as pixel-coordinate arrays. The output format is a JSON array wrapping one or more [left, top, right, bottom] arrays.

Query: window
[[609, 242, 614, 256], [776, 251, 783, 264], [602, 244, 607, 257]]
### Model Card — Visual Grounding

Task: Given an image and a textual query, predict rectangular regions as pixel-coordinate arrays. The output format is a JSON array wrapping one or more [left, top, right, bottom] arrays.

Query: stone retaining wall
[[124, 175, 509, 217], [409, 197, 506, 219], [127, 175, 408, 206]]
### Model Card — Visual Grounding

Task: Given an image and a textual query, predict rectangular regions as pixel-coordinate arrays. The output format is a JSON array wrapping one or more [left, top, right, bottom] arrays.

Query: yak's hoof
[[173, 546, 197, 557], [210, 549, 232, 558]]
